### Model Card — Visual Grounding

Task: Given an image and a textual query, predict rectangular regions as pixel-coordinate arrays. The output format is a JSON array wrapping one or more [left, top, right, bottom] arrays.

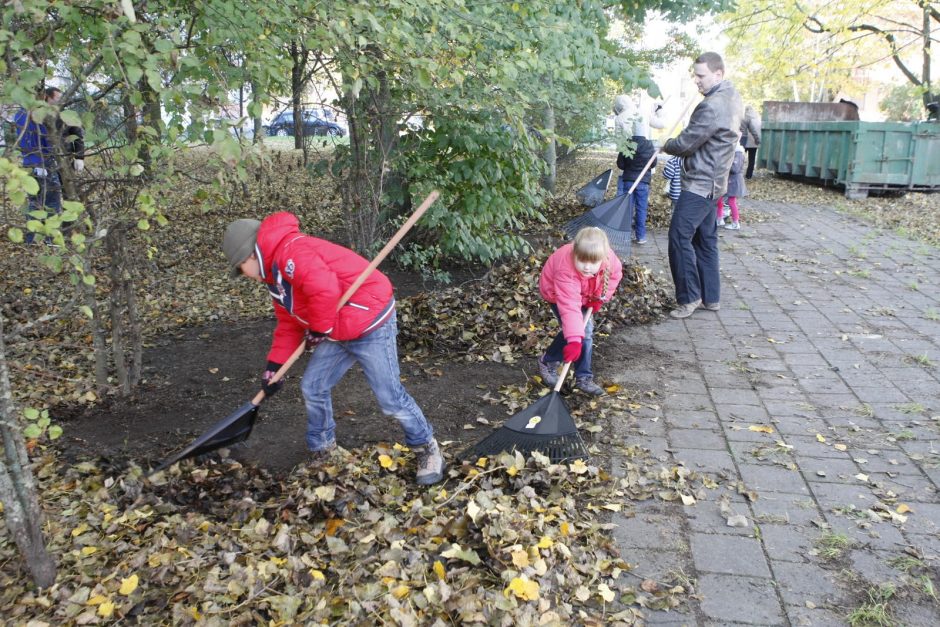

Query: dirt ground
[[53, 267, 648, 476]]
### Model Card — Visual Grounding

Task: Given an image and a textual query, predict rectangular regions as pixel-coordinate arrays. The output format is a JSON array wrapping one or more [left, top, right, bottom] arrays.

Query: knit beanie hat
[[222, 219, 261, 277]]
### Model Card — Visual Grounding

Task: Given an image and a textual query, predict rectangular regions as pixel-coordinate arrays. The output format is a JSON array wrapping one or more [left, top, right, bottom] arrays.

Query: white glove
[[33, 167, 48, 177], [73, 159, 85, 172]]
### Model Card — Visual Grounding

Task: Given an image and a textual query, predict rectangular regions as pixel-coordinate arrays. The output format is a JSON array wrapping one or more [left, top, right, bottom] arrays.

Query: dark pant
[[25, 170, 62, 244], [668, 190, 720, 306], [745, 147, 757, 179], [544, 304, 594, 379]]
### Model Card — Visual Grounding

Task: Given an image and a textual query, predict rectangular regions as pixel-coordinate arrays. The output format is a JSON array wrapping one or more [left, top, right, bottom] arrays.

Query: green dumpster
[[758, 120, 940, 198]]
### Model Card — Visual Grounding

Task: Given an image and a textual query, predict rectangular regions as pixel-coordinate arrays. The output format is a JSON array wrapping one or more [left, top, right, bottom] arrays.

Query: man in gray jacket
[[662, 52, 743, 319]]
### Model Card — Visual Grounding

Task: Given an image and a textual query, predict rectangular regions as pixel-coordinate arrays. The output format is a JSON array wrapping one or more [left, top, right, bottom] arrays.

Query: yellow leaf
[[506, 465, 518, 476], [537, 536, 554, 549], [475, 457, 488, 468], [602, 503, 623, 511], [119, 574, 139, 595], [816, 433, 826, 443], [896, 504, 912, 514], [748, 425, 774, 433], [505, 575, 540, 601], [310, 569, 326, 581], [378, 454, 393, 469], [598, 583, 616, 602], [81, 546, 98, 556], [605, 384, 620, 393], [568, 459, 588, 474], [86, 595, 108, 606], [71, 523, 89, 537], [97, 600, 115, 618], [511, 550, 530, 568], [560, 522, 570, 536], [433, 560, 446, 580], [391, 584, 410, 599], [834, 443, 847, 451]]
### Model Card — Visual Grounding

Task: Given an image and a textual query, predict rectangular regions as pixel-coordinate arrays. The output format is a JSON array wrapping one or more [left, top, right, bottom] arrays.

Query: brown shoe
[[669, 299, 701, 319]]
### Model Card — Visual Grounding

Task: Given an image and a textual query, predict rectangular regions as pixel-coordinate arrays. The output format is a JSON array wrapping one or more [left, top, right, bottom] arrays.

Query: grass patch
[[905, 353, 935, 368], [846, 583, 896, 627], [817, 532, 853, 561], [890, 430, 916, 442], [849, 268, 872, 279], [854, 403, 875, 418], [895, 403, 926, 415], [925, 308, 940, 321]]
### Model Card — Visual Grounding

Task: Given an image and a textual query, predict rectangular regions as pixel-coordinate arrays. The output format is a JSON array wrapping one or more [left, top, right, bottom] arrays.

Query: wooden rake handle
[[250, 190, 441, 405], [624, 95, 700, 197], [554, 309, 594, 392]]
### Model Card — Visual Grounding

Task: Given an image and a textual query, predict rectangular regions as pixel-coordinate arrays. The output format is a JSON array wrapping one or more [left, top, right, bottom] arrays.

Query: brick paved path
[[609, 199, 940, 625]]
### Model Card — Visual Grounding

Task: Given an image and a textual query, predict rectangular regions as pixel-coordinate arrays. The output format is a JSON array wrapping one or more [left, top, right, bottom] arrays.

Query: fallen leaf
[[749, 425, 774, 434], [834, 444, 847, 451], [378, 454, 393, 469], [433, 560, 446, 580], [505, 575, 539, 601], [896, 504, 912, 514], [816, 433, 826, 443], [597, 583, 616, 602], [119, 574, 139, 595]]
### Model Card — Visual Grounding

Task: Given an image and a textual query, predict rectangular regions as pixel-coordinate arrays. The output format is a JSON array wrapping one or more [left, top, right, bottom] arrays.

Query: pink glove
[[563, 341, 582, 363]]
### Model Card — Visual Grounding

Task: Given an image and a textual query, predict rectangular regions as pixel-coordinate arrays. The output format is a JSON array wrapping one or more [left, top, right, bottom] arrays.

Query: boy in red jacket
[[222, 212, 444, 485]]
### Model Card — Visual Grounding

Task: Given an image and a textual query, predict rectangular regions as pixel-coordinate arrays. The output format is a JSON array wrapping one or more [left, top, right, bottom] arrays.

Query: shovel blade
[[148, 401, 259, 476]]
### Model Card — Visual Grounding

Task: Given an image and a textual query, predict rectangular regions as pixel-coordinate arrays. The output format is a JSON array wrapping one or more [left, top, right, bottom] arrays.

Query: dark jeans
[[544, 304, 594, 379], [668, 190, 720, 306], [745, 147, 758, 179], [25, 170, 62, 244]]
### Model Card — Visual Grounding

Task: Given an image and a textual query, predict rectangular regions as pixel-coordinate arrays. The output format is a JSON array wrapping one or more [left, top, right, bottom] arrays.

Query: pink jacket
[[539, 243, 623, 341]]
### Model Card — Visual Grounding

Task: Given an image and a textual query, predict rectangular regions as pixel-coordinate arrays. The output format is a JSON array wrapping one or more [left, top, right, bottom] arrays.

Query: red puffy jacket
[[256, 212, 395, 363]]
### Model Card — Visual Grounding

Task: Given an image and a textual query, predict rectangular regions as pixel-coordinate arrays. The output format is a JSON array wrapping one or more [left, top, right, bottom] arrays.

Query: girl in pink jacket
[[538, 227, 623, 395]]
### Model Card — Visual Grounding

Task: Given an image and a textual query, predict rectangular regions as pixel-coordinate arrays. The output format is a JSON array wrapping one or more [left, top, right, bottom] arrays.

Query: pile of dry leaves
[[0, 442, 719, 624]]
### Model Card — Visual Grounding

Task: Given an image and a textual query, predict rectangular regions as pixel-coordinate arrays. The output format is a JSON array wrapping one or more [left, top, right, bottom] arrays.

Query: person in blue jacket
[[616, 133, 656, 245], [13, 87, 84, 243]]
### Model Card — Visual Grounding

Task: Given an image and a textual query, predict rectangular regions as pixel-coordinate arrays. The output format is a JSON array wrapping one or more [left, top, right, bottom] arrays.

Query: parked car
[[266, 110, 345, 137]]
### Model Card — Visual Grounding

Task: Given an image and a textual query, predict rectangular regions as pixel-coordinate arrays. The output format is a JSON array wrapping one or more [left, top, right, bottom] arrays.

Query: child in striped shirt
[[662, 155, 682, 211]]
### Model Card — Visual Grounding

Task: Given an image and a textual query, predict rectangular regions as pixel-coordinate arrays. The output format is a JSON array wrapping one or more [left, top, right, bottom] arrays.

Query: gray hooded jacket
[[663, 81, 743, 199]]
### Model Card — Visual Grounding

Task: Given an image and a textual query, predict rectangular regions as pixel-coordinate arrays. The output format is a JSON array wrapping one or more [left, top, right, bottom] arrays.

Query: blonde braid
[[600, 265, 610, 301]]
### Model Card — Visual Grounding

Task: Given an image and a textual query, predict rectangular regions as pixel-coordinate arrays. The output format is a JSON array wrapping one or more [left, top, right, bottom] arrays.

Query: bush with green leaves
[[401, 113, 545, 265]]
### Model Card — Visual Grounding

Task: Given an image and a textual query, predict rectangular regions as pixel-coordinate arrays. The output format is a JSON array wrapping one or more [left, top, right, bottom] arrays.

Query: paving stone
[[851, 385, 911, 404], [710, 387, 763, 406], [759, 525, 816, 562], [686, 498, 753, 537], [824, 517, 908, 552], [670, 448, 736, 476], [771, 560, 844, 607], [713, 403, 771, 423], [845, 548, 908, 587], [737, 463, 808, 494], [623, 547, 689, 582], [662, 409, 720, 430], [663, 393, 712, 412], [797, 456, 863, 482], [896, 502, 940, 535], [668, 428, 727, 450], [750, 491, 824, 526], [611, 512, 685, 551], [691, 533, 770, 577], [784, 604, 853, 627], [697, 573, 785, 624], [786, 435, 856, 458]]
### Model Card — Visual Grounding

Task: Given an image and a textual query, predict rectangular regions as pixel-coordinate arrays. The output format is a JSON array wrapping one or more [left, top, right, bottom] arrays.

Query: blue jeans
[[617, 179, 650, 241], [299, 310, 434, 451], [544, 304, 593, 379], [668, 190, 720, 306], [25, 170, 62, 244]]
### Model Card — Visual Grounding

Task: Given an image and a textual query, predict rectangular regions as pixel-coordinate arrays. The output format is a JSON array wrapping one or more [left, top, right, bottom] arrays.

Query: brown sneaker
[[413, 438, 445, 485], [669, 299, 701, 319]]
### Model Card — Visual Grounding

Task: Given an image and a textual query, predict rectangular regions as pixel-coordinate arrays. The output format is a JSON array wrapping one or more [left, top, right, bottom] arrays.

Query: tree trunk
[[290, 41, 305, 151], [540, 101, 556, 193], [106, 229, 130, 395], [251, 80, 263, 144], [0, 313, 57, 589]]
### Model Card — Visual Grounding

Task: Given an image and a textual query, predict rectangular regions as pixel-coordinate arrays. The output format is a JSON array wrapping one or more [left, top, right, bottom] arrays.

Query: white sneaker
[[716, 218, 725, 227], [724, 221, 740, 230], [414, 439, 445, 485]]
